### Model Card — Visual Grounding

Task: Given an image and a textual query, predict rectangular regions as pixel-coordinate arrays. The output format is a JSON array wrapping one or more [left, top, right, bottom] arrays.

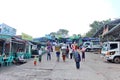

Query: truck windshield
[[102, 44, 108, 51], [83, 42, 91, 47]]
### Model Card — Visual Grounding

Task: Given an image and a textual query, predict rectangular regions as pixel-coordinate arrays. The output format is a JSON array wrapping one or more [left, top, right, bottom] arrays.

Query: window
[[110, 43, 118, 50], [86, 43, 90, 45], [102, 43, 108, 51]]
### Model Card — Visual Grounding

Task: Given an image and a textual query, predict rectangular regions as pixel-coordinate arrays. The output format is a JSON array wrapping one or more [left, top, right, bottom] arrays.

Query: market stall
[[0, 23, 16, 66]]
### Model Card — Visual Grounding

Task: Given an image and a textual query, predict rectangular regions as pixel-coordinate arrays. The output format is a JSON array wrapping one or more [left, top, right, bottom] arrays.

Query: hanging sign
[[0, 23, 16, 36]]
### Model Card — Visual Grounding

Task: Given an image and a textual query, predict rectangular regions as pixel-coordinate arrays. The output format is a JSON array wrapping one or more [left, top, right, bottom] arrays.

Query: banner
[[22, 33, 33, 41]]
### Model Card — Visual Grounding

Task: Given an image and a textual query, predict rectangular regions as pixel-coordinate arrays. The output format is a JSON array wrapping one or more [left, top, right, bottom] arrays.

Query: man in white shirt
[[38, 48, 42, 62]]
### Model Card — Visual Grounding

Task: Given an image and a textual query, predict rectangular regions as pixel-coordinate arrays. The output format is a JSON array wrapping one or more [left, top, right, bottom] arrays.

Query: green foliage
[[57, 29, 69, 36], [85, 19, 111, 37], [48, 29, 69, 38], [49, 32, 56, 37], [48, 29, 82, 39]]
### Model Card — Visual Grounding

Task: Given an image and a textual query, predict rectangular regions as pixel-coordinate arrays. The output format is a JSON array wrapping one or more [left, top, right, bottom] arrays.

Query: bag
[[75, 54, 81, 62], [75, 57, 79, 62]]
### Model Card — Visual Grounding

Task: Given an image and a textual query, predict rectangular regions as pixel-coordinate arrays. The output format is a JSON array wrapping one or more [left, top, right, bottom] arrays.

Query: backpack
[[75, 53, 81, 62]]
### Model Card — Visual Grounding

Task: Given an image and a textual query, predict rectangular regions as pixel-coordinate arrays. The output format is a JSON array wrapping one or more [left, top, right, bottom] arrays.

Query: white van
[[101, 41, 120, 63]]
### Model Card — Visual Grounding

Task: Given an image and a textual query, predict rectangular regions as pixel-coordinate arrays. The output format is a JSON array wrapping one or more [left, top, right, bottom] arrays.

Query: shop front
[[0, 34, 12, 56], [0, 23, 16, 66]]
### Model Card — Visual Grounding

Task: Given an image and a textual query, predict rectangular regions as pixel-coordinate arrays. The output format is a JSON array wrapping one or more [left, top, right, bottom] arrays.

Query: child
[[34, 55, 38, 66], [66, 46, 69, 58]]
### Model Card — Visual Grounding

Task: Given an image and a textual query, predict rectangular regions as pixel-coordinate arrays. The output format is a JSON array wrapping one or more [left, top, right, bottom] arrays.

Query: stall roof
[[93, 18, 120, 37], [27, 41, 35, 45], [11, 36, 26, 44], [104, 23, 120, 36]]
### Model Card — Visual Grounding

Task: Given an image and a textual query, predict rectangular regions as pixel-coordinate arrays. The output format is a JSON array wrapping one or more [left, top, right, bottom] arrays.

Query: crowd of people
[[34, 40, 86, 69]]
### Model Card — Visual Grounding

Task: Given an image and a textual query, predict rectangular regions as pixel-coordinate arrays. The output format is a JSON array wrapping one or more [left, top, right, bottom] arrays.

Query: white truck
[[101, 41, 120, 63], [83, 40, 101, 52]]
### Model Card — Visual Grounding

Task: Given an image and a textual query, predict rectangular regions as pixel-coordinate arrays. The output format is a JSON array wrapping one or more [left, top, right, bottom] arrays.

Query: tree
[[47, 29, 69, 39], [78, 34, 81, 38], [56, 29, 69, 37], [85, 19, 111, 37], [49, 32, 56, 37]]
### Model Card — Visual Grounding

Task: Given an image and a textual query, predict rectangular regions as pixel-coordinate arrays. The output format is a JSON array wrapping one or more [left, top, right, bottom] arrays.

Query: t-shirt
[[55, 45, 60, 52], [71, 44, 77, 50], [38, 50, 42, 55], [47, 45, 51, 52], [82, 47, 86, 52]]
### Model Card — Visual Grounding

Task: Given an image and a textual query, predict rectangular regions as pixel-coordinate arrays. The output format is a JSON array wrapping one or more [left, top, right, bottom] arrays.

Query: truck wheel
[[107, 60, 112, 62], [114, 57, 120, 63]]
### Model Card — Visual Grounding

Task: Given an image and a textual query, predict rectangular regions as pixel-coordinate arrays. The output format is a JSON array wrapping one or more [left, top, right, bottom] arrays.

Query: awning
[[11, 37, 26, 44], [104, 23, 120, 36], [28, 41, 34, 45]]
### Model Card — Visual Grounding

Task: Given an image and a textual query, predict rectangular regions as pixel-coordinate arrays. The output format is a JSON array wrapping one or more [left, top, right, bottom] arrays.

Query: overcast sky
[[0, 0, 120, 38]]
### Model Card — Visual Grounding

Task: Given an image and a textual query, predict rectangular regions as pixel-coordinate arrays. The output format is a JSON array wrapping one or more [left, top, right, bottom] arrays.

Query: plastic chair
[[28, 53, 31, 58], [5, 56, 14, 66], [25, 53, 31, 59], [0, 56, 4, 67]]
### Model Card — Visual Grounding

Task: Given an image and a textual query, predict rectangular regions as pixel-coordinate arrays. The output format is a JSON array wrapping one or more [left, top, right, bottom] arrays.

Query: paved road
[[0, 51, 120, 80]]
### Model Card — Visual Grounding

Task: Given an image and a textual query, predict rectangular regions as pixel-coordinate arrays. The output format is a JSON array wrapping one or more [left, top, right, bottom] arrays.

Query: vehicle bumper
[[105, 55, 113, 60]]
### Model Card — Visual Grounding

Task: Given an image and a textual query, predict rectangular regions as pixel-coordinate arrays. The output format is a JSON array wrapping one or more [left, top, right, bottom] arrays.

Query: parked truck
[[101, 41, 120, 63], [82, 39, 101, 52]]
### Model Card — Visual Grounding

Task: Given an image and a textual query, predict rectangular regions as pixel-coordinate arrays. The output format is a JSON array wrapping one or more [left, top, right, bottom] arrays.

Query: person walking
[[55, 42, 61, 62], [38, 48, 42, 62], [66, 45, 69, 58], [46, 48, 51, 61], [70, 53, 72, 59], [70, 42, 77, 59], [46, 41, 52, 61], [61, 43, 67, 62], [74, 48, 81, 69], [81, 46, 86, 62]]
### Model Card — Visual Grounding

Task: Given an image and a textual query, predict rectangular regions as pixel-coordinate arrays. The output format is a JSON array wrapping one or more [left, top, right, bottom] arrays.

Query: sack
[[75, 57, 79, 62], [75, 54, 81, 62], [55, 46, 60, 51]]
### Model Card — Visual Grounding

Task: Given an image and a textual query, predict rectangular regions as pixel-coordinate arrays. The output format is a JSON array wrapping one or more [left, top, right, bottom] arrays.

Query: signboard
[[0, 23, 16, 36], [22, 33, 33, 41], [0, 34, 11, 39]]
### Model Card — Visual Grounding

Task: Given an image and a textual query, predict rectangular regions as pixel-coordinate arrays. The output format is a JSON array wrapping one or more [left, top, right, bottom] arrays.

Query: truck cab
[[83, 41, 92, 51], [101, 42, 120, 63]]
